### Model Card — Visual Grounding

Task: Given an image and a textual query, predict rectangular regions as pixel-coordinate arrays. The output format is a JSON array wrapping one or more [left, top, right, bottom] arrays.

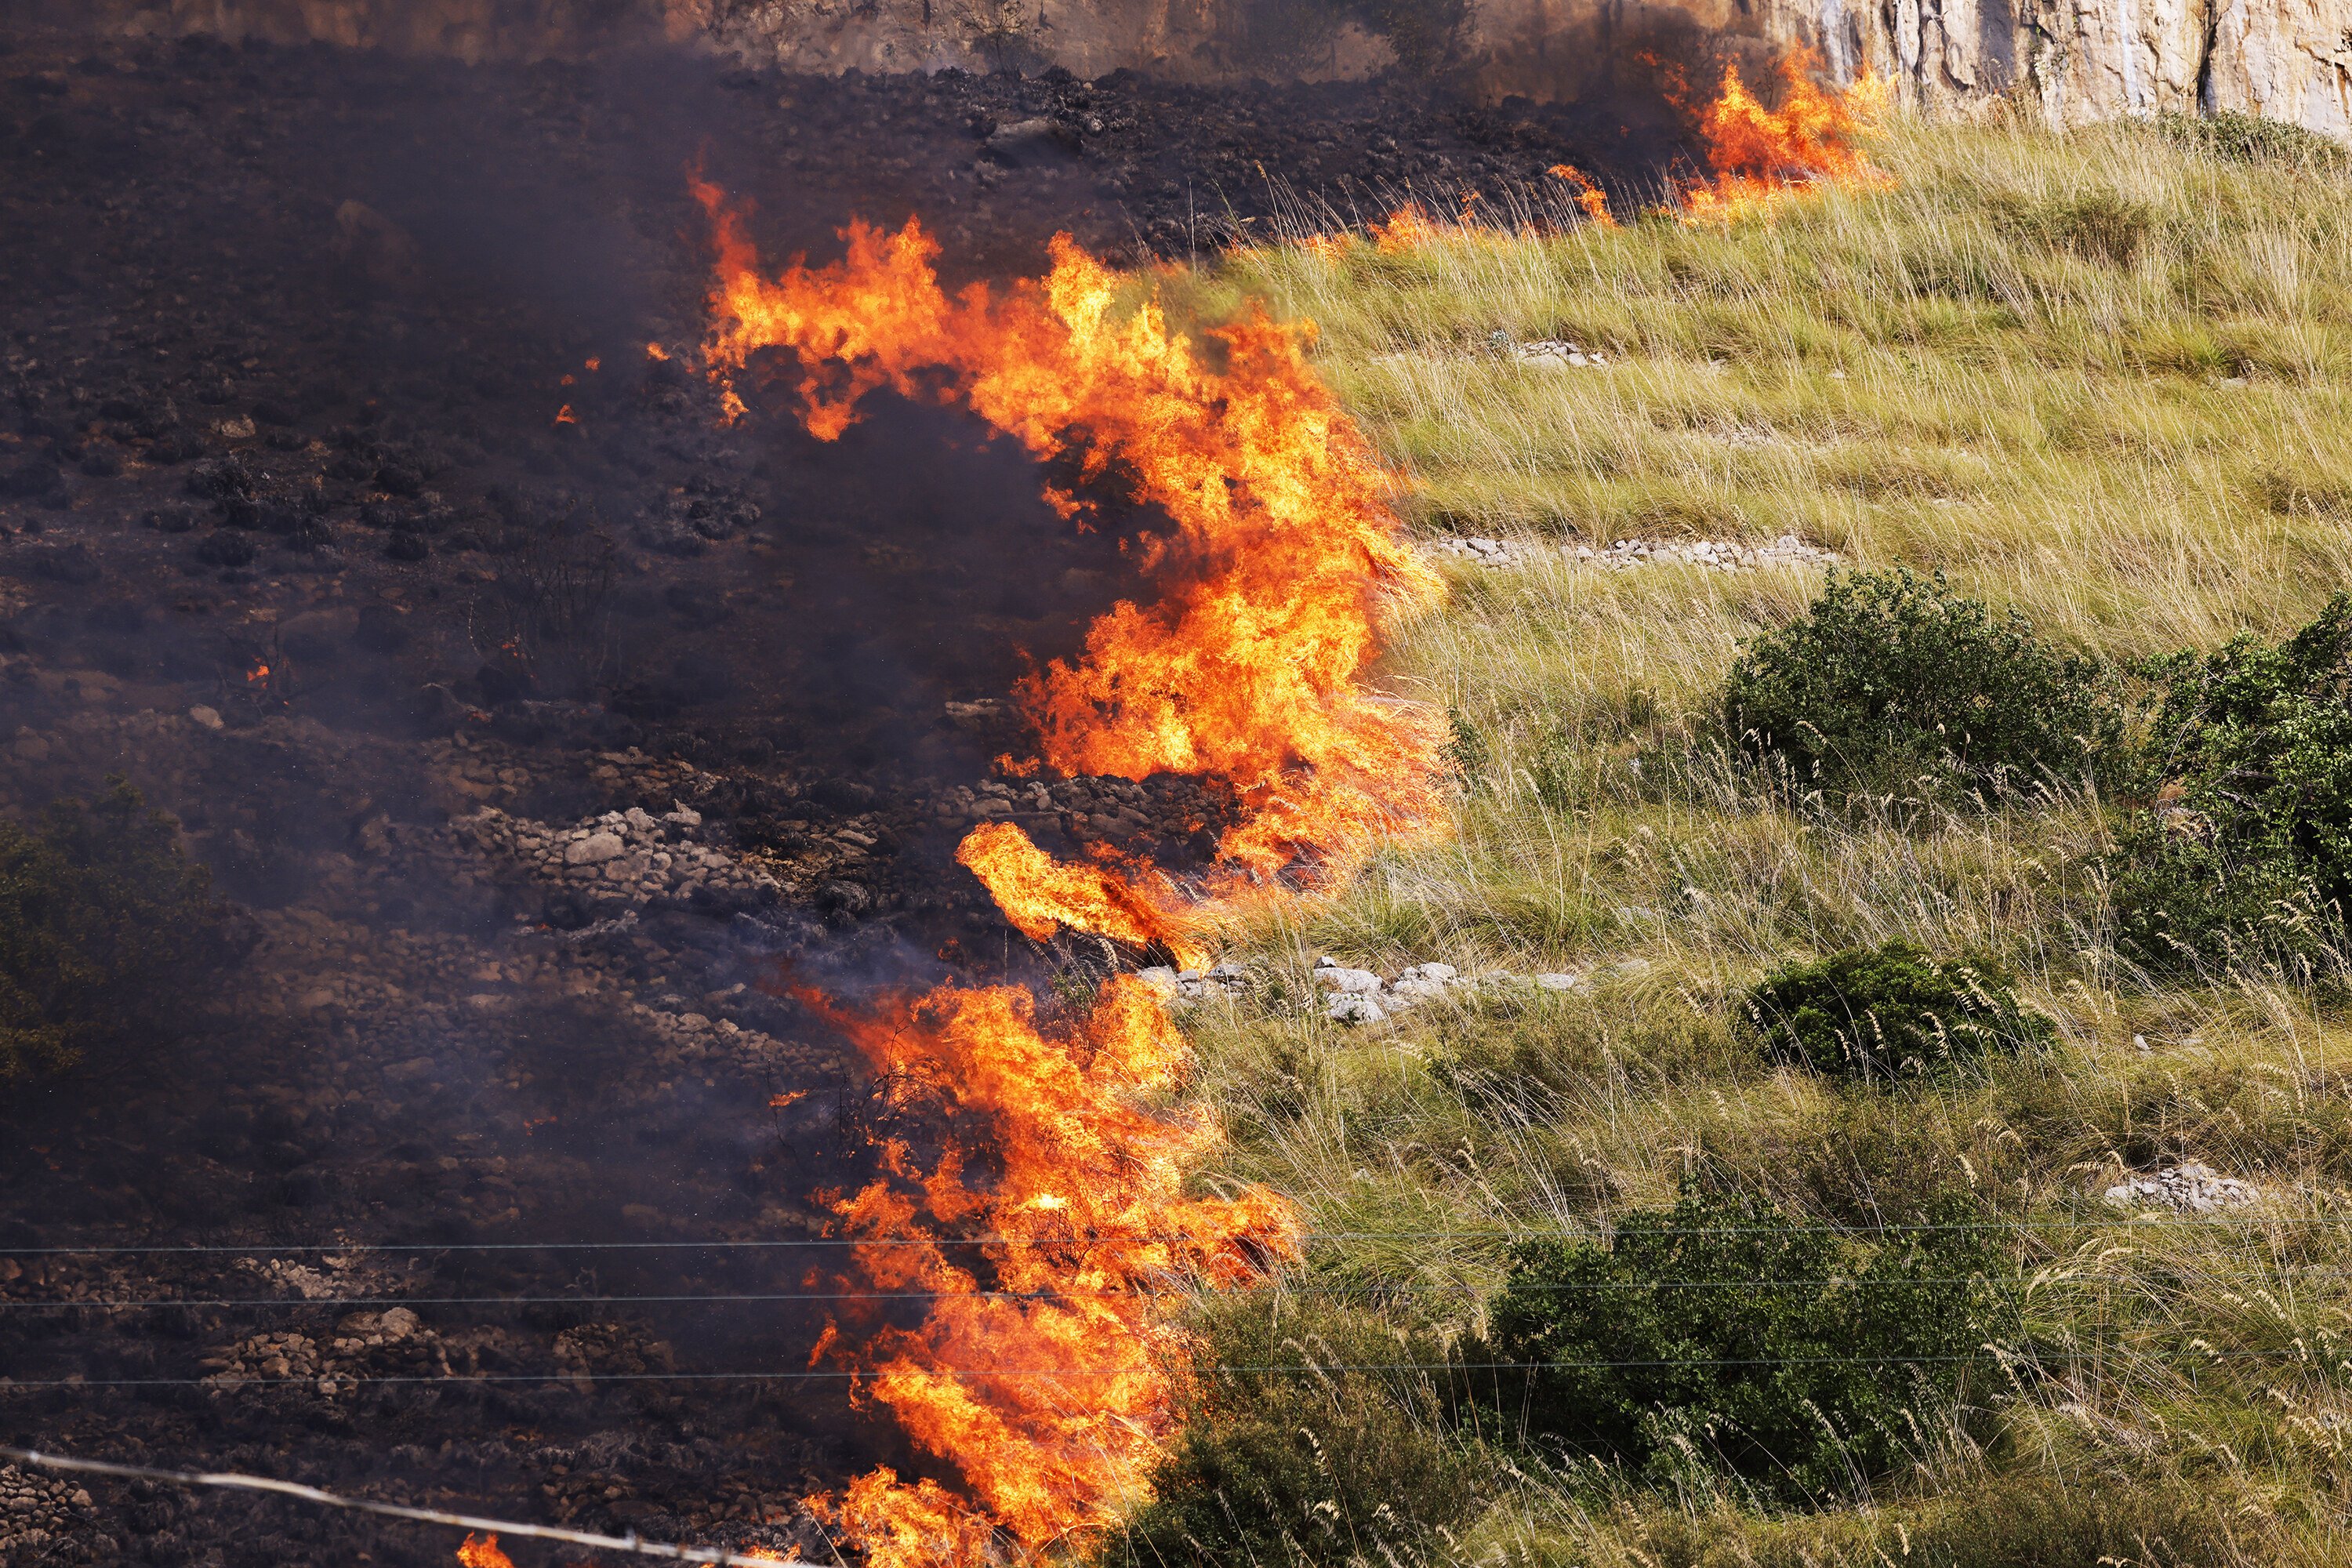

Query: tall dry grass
[[1142, 111, 2352, 1564]]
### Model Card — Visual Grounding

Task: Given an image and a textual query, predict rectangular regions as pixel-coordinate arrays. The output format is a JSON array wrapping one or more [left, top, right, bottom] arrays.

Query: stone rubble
[[1307, 955, 1591, 1023], [2103, 1162, 2265, 1214], [1509, 336, 1611, 368], [448, 804, 779, 916], [0, 1465, 107, 1567], [199, 1305, 451, 1397], [1431, 534, 1842, 572], [1136, 962, 1250, 1003], [1140, 955, 1592, 1023]]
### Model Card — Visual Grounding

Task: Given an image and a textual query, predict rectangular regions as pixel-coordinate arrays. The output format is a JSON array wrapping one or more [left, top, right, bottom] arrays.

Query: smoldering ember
[[7, 3, 2352, 1567]]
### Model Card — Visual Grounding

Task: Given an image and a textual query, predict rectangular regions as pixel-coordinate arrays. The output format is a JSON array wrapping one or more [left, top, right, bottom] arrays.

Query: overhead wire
[[2, 1212, 2337, 1255]]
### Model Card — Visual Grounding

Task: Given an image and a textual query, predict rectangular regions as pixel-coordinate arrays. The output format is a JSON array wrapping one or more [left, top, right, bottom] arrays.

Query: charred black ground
[[0, 20, 1690, 1565]]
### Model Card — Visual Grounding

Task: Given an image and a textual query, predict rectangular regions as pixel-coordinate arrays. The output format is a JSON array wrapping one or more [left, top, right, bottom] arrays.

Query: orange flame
[[955, 822, 1201, 966], [804, 975, 1302, 1566], [646, 340, 672, 361], [1675, 49, 1889, 223], [1548, 163, 1618, 229], [454, 1535, 514, 1568], [246, 662, 270, 685], [554, 404, 577, 426], [1368, 204, 1442, 252], [695, 190, 1446, 942]]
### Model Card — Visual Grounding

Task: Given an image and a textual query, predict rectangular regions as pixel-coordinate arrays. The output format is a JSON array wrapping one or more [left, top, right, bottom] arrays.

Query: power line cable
[[3, 1214, 2337, 1255], [0, 1272, 2267, 1310], [0, 1354, 2038, 1391]]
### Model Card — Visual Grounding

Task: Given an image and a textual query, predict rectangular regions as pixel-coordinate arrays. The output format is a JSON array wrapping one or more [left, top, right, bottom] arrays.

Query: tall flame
[[803, 977, 1302, 1565], [694, 187, 1446, 948], [689, 185, 1438, 1565], [1675, 47, 1889, 223]]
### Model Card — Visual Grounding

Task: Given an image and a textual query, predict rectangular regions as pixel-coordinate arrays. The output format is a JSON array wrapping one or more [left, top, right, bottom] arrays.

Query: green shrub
[[0, 779, 234, 1089], [1992, 189, 2156, 267], [2111, 593, 2352, 969], [1486, 1185, 2006, 1505], [1744, 940, 2055, 1080], [1725, 568, 2122, 799], [2149, 110, 2352, 172], [1108, 1301, 1476, 1566]]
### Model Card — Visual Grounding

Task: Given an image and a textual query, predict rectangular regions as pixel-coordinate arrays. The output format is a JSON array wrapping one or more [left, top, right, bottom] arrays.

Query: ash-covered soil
[[0, 20, 1672, 1564]]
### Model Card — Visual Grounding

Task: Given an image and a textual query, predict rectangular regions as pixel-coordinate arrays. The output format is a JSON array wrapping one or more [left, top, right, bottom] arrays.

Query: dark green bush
[[1486, 1185, 2006, 1505], [1108, 1302, 1476, 1567], [1726, 568, 2122, 799], [1, 779, 234, 1089], [1744, 940, 2055, 1080], [2111, 593, 2352, 969], [1993, 189, 2156, 267], [2150, 111, 2351, 172]]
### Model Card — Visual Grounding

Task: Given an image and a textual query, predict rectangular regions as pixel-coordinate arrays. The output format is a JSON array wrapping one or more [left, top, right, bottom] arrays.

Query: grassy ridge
[[1142, 113, 2352, 1564]]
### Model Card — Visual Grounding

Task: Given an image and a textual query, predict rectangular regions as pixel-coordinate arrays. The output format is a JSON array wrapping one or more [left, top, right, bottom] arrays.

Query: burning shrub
[[1110, 1301, 1477, 1567], [1744, 940, 2054, 1080], [0, 780, 237, 1090], [1486, 1185, 2005, 1504], [1725, 567, 2122, 799], [2111, 593, 2352, 970]]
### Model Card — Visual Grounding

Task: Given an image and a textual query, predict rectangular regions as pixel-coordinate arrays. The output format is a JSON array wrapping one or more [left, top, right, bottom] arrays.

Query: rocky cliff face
[[67, 0, 2352, 138], [1468, 0, 2348, 138]]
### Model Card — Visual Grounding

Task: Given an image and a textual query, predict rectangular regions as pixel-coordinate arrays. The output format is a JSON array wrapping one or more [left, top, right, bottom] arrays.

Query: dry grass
[[1145, 111, 2352, 1563]]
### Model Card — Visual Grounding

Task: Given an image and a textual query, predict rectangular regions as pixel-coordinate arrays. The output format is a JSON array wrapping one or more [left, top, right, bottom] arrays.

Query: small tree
[[2112, 593, 2352, 969], [1744, 940, 2054, 1081], [1726, 568, 2122, 800], [1, 780, 235, 1089], [1488, 1185, 2005, 1504]]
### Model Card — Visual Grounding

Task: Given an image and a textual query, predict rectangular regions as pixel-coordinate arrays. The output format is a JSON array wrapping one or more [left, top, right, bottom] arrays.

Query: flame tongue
[[696, 190, 1446, 946], [954, 822, 1203, 967], [1678, 47, 1889, 222], [809, 977, 1302, 1564]]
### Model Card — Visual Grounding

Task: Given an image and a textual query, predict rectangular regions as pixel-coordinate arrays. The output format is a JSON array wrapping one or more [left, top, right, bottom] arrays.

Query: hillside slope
[[1127, 111, 2352, 1566]]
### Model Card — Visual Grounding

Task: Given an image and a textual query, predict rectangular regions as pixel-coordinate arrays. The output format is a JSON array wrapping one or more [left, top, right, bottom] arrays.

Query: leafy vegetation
[[1489, 1185, 2005, 1504], [1744, 939, 2055, 1080], [1110, 1302, 1475, 1566], [2112, 593, 2352, 969], [2151, 110, 2352, 172], [1, 780, 234, 1089], [1724, 568, 2121, 799]]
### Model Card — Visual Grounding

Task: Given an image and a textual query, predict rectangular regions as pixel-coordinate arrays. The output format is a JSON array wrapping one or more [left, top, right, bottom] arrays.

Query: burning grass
[[1140, 109, 2352, 1564]]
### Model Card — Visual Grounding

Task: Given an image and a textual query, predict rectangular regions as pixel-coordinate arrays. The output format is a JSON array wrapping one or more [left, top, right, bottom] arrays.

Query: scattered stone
[[1326, 990, 1387, 1025], [2103, 1163, 2264, 1214], [1510, 337, 1608, 368], [566, 830, 626, 866], [187, 704, 223, 730], [1577, 535, 1838, 572], [0, 1464, 104, 1565], [1430, 536, 1520, 566], [1312, 960, 1385, 995], [1431, 533, 1840, 573]]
